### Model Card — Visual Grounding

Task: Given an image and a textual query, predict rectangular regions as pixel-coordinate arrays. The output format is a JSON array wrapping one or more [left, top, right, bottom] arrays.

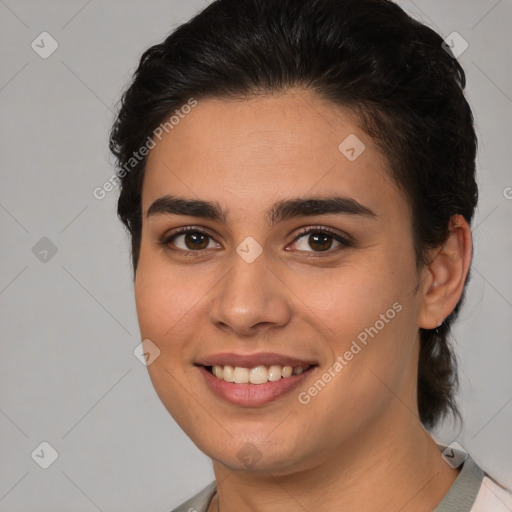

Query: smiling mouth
[[205, 364, 315, 384]]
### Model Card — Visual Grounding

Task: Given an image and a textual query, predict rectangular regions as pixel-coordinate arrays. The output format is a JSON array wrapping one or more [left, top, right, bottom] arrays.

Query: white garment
[[471, 476, 512, 511]]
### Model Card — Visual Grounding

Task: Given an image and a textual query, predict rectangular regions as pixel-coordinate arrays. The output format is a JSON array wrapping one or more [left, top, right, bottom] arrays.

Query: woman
[[109, 0, 511, 510]]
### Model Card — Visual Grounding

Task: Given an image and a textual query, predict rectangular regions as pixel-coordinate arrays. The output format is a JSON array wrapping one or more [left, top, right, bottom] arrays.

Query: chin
[[194, 430, 309, 474]]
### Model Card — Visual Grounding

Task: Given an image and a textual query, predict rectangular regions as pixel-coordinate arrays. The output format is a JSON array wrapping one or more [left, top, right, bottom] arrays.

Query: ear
[[417, 214, 473, 329]]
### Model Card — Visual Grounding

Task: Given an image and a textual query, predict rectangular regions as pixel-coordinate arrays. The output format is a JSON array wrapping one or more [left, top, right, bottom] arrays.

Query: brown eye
[[306, 233, 334, 252], [181, 232, 210, 250], [290, 227, 351, 254], [164, 228, 219, 252]]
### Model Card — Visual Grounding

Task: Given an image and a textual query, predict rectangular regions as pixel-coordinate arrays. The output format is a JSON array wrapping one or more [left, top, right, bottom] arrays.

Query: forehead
[[142, 90, 408, 224]]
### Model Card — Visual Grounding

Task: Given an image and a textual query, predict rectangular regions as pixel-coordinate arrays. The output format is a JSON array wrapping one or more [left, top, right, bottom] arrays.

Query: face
[[135, 90, 425, 474]]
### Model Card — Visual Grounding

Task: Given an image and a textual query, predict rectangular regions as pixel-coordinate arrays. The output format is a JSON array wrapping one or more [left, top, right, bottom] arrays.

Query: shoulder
[[170, 481, 217, 512], [472, 476, 512, 511]]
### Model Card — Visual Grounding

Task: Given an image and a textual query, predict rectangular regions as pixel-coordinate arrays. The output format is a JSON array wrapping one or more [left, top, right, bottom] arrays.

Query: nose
[[208, 251, 293, 337]]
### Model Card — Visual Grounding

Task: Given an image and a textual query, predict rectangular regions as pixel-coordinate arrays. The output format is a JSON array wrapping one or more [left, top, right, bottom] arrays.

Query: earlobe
[[418, 214, 473, 330]]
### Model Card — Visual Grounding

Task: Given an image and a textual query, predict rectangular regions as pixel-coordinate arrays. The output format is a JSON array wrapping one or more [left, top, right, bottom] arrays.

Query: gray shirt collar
[[434, 450, 484, 511]]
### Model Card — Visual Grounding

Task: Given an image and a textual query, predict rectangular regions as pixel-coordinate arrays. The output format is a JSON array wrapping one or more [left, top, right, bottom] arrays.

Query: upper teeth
[[211, 364, 309, 384]]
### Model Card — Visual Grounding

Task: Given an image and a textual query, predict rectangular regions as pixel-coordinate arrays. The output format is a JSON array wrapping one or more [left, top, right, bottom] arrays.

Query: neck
[[209, 409, 459, 512]]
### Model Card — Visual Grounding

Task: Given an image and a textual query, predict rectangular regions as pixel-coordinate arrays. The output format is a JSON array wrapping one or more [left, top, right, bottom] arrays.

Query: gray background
[[0, 0, 511, 510]]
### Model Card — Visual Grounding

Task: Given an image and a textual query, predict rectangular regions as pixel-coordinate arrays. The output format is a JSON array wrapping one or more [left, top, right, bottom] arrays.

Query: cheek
[[289, 250, 419, 396], [134, 247, 208, 342], [288, 256, 408, 343], [134, 269, 173, 341], [133, 253, 209, 425]]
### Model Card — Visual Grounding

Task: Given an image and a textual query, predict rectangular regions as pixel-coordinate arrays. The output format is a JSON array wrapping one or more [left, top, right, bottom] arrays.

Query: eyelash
[[161, 225, 352, 257]]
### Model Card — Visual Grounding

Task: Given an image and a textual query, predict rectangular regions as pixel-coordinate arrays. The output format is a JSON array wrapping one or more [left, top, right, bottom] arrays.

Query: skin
[[134, 89, 472, 511]]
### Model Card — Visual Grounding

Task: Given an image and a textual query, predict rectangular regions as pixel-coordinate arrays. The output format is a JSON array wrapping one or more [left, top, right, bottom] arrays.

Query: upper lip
[[196, 352, 317, 368]]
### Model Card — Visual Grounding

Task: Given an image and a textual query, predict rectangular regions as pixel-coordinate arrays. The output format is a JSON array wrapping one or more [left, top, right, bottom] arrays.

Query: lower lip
[[199, 366, 315, 407]]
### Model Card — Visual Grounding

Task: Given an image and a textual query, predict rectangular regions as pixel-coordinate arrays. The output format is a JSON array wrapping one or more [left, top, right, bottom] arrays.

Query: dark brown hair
[[110, 0, 478, 429]]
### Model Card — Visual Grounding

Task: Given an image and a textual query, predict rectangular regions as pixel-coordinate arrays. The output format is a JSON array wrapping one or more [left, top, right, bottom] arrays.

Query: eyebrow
[[146, 194, 377, 225]]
